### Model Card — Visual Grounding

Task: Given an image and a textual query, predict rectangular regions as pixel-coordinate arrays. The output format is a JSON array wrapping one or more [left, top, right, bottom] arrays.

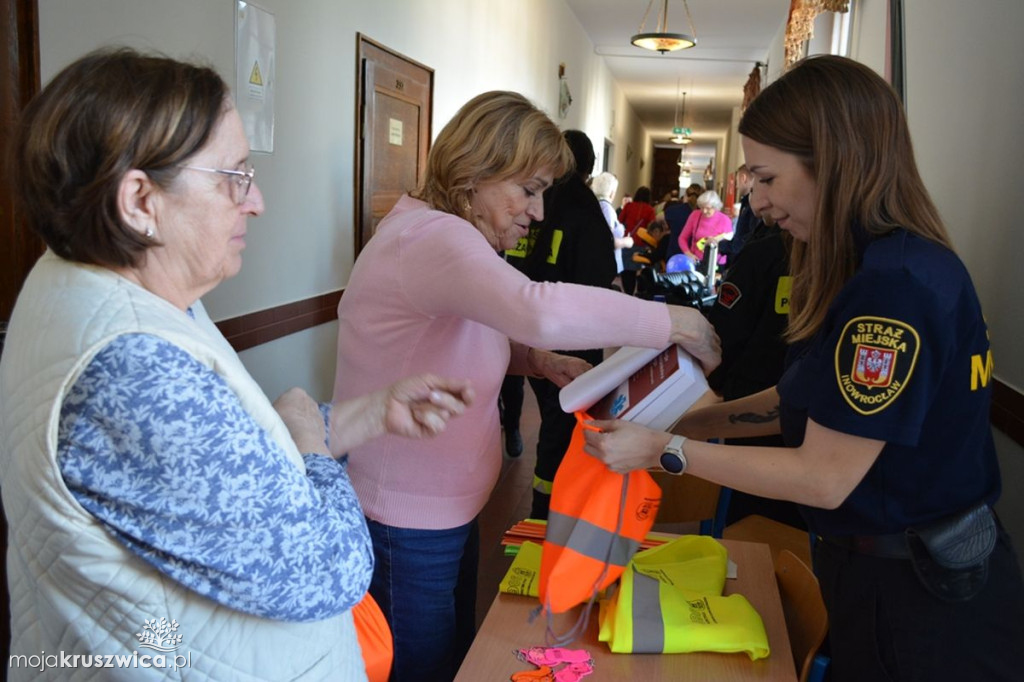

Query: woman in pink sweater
[[678, 189, 734, 266], [333, 90, 720, 682]]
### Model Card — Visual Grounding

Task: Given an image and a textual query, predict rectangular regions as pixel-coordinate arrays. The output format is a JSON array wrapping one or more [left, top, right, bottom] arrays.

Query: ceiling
[[564, 0, 790, 167]]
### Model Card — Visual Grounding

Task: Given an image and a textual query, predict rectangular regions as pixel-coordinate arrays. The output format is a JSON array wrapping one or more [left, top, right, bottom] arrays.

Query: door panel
[[355, 36, 432, 254], [0, 0, 39, 668], [1, 0, 43, 327]]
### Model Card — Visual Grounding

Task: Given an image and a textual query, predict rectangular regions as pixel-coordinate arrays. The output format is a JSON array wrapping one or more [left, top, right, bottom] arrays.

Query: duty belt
[[819, 532, 912, 560]]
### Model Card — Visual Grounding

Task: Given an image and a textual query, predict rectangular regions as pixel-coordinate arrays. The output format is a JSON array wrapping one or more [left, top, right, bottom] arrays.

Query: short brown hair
[[739, 55, 950, 341], [413, 91, 573, 220], [14, 47, 229, 268]]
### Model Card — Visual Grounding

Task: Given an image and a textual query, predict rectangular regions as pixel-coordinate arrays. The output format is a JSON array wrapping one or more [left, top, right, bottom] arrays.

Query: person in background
[[618, 185, 656, 239], [498, 374, 525, 457], [718, 164, 757, 270], [678, 189, 733, 267], [592, 171, 634, 287], [0, 47, 471, 682], [665, 183, 704, 260], [617, 185, 656, 295], [653, 188, 678, 218], [507, 130, 619, 519], [581, 55, 1024, 682], [705, 213, 804, 528], [332, 90, 720, 682], [630, 218, 671, 273]]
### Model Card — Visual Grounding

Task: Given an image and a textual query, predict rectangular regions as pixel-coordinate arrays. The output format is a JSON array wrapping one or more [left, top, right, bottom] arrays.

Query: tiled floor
[[475, 386, 541, 628]]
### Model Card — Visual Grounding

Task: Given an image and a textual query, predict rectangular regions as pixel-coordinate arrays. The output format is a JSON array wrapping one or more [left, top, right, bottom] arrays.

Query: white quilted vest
[[0, 252, 366, 681]]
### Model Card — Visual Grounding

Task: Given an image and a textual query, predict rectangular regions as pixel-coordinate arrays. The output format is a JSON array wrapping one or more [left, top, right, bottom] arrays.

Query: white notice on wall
[[389, 118, 404, 146], [236, 1, 276, 152]]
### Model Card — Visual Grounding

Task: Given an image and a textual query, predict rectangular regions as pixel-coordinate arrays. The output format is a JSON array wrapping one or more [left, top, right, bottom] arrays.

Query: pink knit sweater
[[333, 196, 672, 529]]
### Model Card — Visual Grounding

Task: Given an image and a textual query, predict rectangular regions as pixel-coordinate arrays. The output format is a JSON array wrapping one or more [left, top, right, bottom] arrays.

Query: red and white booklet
[[559, 345, 709, 431]]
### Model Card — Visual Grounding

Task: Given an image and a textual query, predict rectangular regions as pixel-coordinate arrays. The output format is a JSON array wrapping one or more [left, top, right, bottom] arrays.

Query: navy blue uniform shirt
[[778, 229, 1000, 536]]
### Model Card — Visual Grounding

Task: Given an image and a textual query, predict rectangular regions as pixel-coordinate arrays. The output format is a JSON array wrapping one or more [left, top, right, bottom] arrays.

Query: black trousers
[[527, 348, 604, 520], [499, 374, 523, 432], [813, 529, 1024, 681]]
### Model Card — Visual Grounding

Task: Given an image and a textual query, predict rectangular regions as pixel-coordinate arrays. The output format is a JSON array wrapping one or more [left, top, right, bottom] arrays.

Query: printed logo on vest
[[835, 316, 919, 415], [717, 282, 741, 309], [636, 496, 660, 521]]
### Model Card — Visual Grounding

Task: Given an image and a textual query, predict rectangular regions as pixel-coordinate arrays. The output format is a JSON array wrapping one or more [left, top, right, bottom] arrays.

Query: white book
[[559, 345, 709, 430]]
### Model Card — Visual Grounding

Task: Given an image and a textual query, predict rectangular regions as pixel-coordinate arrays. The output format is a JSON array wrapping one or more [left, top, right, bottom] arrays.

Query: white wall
[[37, 0, 646, 400], [901, 0, 1024, 556]]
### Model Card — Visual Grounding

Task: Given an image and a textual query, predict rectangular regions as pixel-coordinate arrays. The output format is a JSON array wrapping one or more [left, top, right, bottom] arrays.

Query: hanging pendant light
[[631, 0, 697, 54], [670, 87, 692, 145]]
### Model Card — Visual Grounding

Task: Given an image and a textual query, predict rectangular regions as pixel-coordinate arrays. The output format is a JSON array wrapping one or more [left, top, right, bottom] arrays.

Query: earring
[[145, 226, 155, 238]]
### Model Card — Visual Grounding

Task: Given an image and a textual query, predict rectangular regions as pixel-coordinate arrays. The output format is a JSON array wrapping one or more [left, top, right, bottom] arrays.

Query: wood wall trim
[[992, 378, 1024, 449], [215, 289, 342, 352]]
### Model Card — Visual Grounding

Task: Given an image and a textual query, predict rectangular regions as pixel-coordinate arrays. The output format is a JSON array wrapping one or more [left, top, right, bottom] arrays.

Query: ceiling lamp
[[670, 87, 692, 145], [631, 0, 697, 54]]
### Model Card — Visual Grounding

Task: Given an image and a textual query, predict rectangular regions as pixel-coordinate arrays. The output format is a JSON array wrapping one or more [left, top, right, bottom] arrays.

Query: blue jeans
[[366, 518, 479, 682]]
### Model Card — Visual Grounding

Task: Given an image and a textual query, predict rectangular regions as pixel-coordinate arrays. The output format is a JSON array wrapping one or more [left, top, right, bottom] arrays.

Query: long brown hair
[[412, 91, 572, 221], [739, 55, 951, 341]]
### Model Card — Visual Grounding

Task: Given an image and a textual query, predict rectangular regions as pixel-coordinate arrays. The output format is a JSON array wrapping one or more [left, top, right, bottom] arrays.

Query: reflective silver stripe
[[546, 511, 640, 566], [630, 568, 665, 653]]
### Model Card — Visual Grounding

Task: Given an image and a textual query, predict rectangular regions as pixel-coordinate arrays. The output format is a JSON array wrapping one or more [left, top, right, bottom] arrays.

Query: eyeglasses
[[179, 164, 255, 205]]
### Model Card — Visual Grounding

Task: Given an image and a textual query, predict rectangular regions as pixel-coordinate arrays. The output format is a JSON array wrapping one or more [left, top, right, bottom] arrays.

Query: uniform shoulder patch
[[834, 316, 920, 415], [717, 282, 742, 309], [774, 276, 792, 314]]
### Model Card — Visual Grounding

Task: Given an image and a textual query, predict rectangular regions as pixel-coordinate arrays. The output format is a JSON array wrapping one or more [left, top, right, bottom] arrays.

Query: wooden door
[[651, 146, 684, 202], [354, 35, 433, 255], [1, 0, 43, 335], [0, 0, 39, 667]]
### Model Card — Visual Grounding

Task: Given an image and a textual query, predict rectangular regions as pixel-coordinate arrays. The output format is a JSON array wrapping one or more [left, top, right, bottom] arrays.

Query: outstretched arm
[[674, 386, 781, 440], [315, 374, 474, 456], [507, 342, 592, 387], [582, 413, 883, 509]]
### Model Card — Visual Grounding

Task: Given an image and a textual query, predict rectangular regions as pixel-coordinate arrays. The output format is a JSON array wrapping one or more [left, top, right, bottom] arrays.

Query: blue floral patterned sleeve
[[58, 333, 373, 622]]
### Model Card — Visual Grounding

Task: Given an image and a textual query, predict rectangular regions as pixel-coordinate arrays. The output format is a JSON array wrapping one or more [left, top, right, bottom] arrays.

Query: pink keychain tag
[[514, 647, 594, 681]]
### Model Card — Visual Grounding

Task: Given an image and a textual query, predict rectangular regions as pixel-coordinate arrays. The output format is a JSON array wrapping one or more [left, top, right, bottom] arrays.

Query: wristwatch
[[659, 435, 688, 475]]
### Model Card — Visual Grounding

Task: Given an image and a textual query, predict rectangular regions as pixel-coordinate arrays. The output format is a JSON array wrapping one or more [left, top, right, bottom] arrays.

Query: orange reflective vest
[[353, 592, 393, 682], [539, 411, 662, 616]]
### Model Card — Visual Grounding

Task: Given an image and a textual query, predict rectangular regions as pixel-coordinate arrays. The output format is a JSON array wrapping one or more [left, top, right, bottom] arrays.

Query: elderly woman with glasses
[[333, 90, 721, 681], [0, 47, 472, 681], [678, 189, 734, 267]]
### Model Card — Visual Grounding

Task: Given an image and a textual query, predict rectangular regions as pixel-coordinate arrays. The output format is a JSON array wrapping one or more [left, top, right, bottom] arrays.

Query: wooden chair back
[[774, 549, 828, 682], [723, 514, 813, 567]]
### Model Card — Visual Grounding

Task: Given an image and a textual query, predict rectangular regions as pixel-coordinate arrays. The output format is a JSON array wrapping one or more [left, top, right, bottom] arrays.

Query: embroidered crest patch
[[717, 282, 741, 309], [835, 316, 919, 414]]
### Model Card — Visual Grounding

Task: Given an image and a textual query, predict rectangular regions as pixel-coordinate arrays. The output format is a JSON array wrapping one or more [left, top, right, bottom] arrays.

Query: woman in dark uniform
[[581, 55, 1024, 682]]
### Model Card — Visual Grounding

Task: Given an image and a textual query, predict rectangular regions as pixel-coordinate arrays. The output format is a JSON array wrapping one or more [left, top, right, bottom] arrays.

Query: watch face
[[660, 451, 684, 474]]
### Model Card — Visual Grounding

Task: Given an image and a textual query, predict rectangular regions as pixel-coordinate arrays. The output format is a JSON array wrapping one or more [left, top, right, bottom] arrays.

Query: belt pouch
[[905, 503, 996, 602]]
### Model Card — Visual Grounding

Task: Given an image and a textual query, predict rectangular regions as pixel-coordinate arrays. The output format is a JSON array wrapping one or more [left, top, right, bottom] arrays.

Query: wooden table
[[456, 538, 797, 681]]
